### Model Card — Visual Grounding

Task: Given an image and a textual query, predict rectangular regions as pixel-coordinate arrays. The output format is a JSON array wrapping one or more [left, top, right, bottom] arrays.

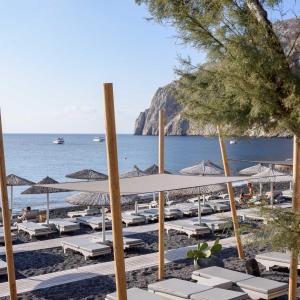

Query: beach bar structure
[[32, 83, 259, 299]]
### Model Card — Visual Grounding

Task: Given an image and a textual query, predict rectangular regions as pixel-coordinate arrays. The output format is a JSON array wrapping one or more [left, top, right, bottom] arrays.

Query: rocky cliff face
[[134, 18, 300, 137]]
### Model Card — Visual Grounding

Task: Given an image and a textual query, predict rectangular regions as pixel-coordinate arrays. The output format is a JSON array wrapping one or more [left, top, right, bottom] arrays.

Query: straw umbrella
[[66, 169, 108, 181], [251, 168, 292, 206], [66, 192, 110, 242], [6, 174, 35, 217], [144, 164, 171, 175], [120, 165, 147, 178], [239, 164, 270, 194], [180, 160, 224, 176], [21, 176, 69, 224]]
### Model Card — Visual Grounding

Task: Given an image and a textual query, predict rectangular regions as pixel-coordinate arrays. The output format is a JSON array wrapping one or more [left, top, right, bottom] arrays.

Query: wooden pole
[[0, 112, 17, 299], [217, 126, 245, 259], [103, 83, 127, 300], [158, 109, 165, 280], [288, 135, 300, 300]]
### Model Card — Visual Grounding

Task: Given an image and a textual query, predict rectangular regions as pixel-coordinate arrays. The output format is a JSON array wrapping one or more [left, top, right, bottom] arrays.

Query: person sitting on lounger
[[17, 206, 32, 222], [239, 183, 254, 204]]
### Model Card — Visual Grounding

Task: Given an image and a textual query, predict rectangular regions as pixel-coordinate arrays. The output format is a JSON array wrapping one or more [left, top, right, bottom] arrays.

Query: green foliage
[[187, 238, 222, 268], [248, 207, 300, 252], [136, 0, 300, 137]]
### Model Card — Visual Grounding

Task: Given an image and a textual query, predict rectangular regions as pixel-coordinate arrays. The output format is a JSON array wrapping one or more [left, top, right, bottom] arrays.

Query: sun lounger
[[62, 239, 111, 260], [165, 208, 184, 219], [17, 222, 56, 239], [281, 189, 292, 199], [139, 208, 159, 221], [256, 251, 300, 271], [122, 212, 146, 226], [76, 215, 111, 230], [0, 259, 7, 276], [67, 207, 100, 218], [191, 217, 229, 232], [174, 203, 198, 216], [91, 235, 145, 249], [148, 278, 248, 300], [106, 288, 168, 300], [192, 266, 288, 299], [165, 220, 210, 237], [208, 202, 230, 212], [47, 218, 80, 234]]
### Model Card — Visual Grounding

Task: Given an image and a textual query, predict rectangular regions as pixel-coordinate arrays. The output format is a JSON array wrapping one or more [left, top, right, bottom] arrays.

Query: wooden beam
[[217, 127, 245, 259], [103, 83, 127, 300], [288, 135, 300, 300], [0, 112, 17, 299], [158, 109, 165, 280]]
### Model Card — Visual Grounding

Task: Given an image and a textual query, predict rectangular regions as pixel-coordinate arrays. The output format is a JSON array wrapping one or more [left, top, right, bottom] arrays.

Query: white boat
[[230, 139, 237, 144], [53, 137, 64, 144], [93, 136, 105, 142]]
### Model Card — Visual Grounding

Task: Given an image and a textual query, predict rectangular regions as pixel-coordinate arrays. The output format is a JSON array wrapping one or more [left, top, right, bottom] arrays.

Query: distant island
[[134, 18, 300, 138]]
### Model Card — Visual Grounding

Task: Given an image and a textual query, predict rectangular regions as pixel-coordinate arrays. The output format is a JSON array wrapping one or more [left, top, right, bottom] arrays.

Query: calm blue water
[[2, 134, 293, 212]]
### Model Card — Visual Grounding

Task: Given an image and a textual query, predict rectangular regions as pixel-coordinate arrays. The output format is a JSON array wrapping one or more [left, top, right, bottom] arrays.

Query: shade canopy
[[37, 173, 253, 195], [21, 176, 69, 194], [251, 169, 292, 183], [239, 164, 270, 175], [120, 165, 147, 178], [66, 192, 110, 206], [6, 174, 35, 186], [144, 164, 171, 175], [180, 160, 223, 176], [66, 169, 108, 180]]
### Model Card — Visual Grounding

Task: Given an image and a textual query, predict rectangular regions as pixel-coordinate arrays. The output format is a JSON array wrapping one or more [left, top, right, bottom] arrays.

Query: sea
[[1, 134, 293, 212]]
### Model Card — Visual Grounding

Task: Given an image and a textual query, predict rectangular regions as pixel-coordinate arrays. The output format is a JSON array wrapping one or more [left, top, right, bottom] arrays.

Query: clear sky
[[0, 0, 298, 134]]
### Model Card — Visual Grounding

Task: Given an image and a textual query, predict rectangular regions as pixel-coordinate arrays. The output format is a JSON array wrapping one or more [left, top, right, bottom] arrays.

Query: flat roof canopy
[[37, 174, 255, 195]]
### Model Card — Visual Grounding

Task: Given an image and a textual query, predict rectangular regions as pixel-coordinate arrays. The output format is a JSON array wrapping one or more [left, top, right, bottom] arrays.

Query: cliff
[[134, 18, 300, 137]]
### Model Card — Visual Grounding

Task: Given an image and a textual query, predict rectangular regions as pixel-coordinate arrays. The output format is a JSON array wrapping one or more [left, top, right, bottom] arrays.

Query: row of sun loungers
[[106, 266, 288, 300], [62, 235, 145, 260], [16, 222, 57, 239], [67, 207, 100, 218]]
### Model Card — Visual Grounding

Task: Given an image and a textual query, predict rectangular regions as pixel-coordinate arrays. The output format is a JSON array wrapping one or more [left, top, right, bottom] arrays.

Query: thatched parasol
[[66, 169, 108, 181], [239, 164, 270, 175], [144, 164, 172, 175], [6, 174, 35, 216], [120, 165, 147, 178], [180, 160, 223, 176], [21, 176, 69, 224]]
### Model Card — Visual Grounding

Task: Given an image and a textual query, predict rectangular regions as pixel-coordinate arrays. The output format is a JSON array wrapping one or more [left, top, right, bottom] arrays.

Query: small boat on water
[[93, 136, 105, 142], [53, 137, 64, 144], [230, 139, 237, 144]]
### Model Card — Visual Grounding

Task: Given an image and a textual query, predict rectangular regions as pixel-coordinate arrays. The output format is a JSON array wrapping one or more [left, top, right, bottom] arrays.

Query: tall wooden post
[[158, 110, 165, 280], [0, 112, 17, 299], [217, 127, 245, 259], [288, 135, 300, 300], [103, 83, 127, 300]]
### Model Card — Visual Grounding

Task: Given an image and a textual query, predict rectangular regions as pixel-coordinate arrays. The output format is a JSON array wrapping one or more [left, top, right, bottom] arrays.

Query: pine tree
[[136, 1, 300, 299]]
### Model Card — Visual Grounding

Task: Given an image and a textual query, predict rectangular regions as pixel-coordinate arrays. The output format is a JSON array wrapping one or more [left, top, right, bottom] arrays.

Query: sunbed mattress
[[106, 288, 166, 300]]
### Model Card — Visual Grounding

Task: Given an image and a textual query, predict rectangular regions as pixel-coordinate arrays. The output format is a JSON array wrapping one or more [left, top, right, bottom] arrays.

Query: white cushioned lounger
[[67, 207, 100, 218], [0, 259, 7, 276], [17, 222, 56, 239], [62, 239, 111, 260], [47, 219, 80, 234], [165, 220, 210, 237], [122, 212, 146, 226], [91, 235, 145, 249], [139, 209, 159, 221], [208, 202, 230, 212], [256, 251, 300, 271], [174, 203, 198, 216], [106, 287, 168, 300], [164, 208, 184, 219], [193, 266, 288, 300], [192, 218, 229, 232], [76, 216, 111, 230], [148, 278, 248, 300]]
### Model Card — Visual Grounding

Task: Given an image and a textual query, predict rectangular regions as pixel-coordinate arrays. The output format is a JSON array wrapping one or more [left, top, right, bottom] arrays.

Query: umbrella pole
[[46, 193, 50, 224], [10, 185, 13, 219], [158, 109, 165, 280], [289, 135, 300, 300], [102, 205, 106, 243], [0, 112, 17, 299], [197, 196, 202, 225], [218, 126, 245, 260], [259, 183, 263, 195], [103, 83, 127, 300], [270, 182, 274, 208], [135, 201, 138, 214]]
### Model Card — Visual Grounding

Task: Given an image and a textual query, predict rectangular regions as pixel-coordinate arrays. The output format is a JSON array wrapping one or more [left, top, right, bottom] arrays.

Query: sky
[[0, 0, 299, 134]]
